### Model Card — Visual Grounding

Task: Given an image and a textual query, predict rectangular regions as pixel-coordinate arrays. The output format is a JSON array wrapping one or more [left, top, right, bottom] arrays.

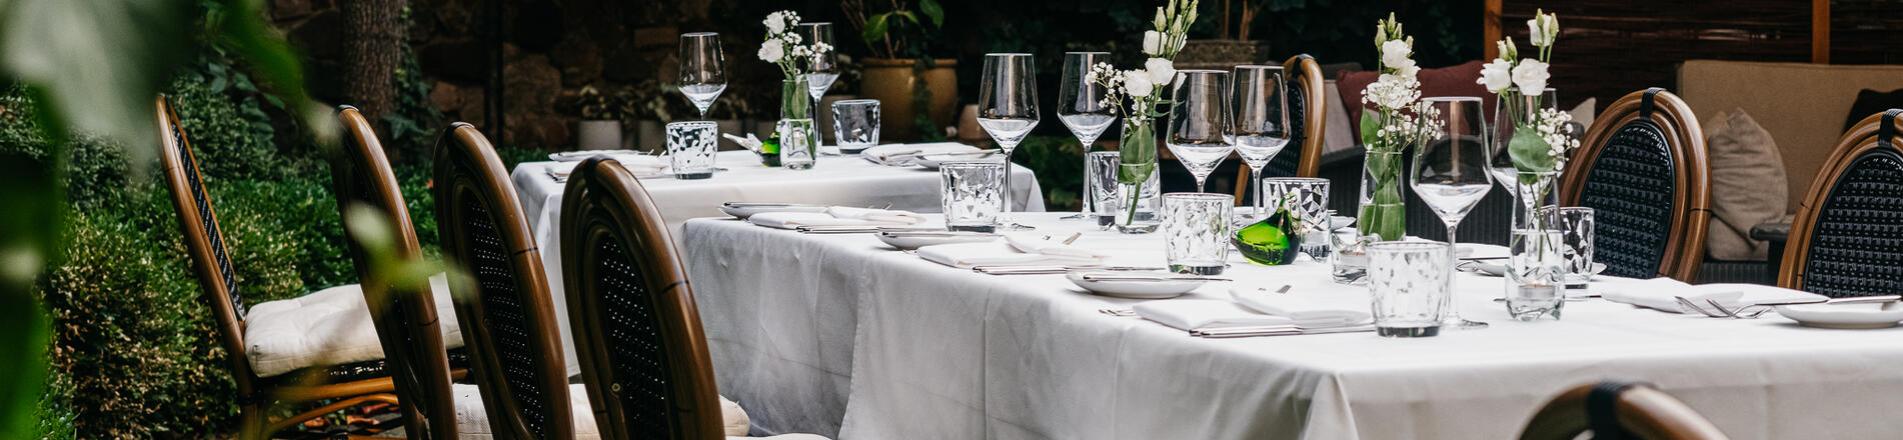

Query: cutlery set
[[1674, 295, 1901, 319]]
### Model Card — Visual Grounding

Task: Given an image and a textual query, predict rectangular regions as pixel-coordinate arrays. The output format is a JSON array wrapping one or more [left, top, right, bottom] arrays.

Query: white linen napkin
[[1004, 234, 1107, 259], [1598, 277, 1827, 313], [1229, 287, 1372, 327], [915, 242, 1106, 268], [861, 143, 979, 166], [747, 211, 919, 229], [1134, 299, 1295, 331], [827, 206, 925, 225], [549, 150, 646, 161], [546, 155, 667, 177]]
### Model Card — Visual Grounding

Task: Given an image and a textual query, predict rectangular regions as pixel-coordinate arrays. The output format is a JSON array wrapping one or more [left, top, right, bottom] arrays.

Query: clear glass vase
[[1357, 150, 1406, 242], [1114, 119, 1160, 233], [1505, 171, 1564, 320], [777, 77, 815, 170]]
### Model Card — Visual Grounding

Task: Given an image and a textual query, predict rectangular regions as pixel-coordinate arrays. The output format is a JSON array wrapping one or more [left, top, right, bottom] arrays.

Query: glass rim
[[798, 22, 833, 27], [1366, 241, 1452, 253], [1233, 65, 1285, 71], [1261, 177, 1328, 184], [1422, 96, 1483, 103], [681, 32, 718, 37], [1175, 69, 1229, 76], [1086, 151, 1121, 157], [1553, 206, 1595, 214], [1161, 192, 1232, 201], [666, 121, 718, 129], [985, 52, 1033, 57], [833, 98, 880, 106], [1063, 51, 1112, 55], [938, 160, 1006, 169]]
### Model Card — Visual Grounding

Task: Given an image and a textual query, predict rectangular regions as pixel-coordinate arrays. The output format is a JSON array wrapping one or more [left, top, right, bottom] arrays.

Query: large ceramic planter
[[577, 120, 623, 150], [817, 94, 856, 144], [861, 58, 959, 141], [1173, 40, 1271, 72], [635, 120, 665, 152]]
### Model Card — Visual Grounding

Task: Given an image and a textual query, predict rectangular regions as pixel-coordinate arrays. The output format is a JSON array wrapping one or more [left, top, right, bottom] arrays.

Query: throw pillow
[[1843, 88, 1903, 133], [1336, 60, 1493, 143], [1704, 108, 1789, 261]]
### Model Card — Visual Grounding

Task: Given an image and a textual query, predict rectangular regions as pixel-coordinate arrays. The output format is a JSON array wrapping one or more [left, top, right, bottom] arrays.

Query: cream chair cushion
[[243, 273, 464, 377], [452, 383, 825, 439], [1702, 108, 1788, 261]]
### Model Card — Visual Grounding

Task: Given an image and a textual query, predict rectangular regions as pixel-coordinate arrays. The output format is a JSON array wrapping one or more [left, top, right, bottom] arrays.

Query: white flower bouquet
[[1082, 0, 1197, 231], [1481, 9, 1579, 177], [1355, 13, 1438, 241]]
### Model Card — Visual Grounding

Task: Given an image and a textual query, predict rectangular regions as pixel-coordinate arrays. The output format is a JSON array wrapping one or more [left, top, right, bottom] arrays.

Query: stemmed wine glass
[[1488, 88, 1557, 193], [1412, 96, 1493, 330], [978, 53, 1040, 230], [799, 23, 838, 146], [1166, 70, 1235, 193], [678, 32, 727, 118], [1230, 65, 1291, 221], [1058, 52, 1115, 220]]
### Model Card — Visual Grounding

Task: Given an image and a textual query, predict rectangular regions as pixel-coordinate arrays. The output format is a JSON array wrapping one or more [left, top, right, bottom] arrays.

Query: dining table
[[509, 144, 1045, 375], [683, 211, 1903, 439]]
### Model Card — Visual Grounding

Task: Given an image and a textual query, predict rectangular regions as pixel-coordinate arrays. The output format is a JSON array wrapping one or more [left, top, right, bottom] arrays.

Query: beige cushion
[[243, 273, 463, 377], [1703, 108, 1789, 261], [453, 384, 806, 439]]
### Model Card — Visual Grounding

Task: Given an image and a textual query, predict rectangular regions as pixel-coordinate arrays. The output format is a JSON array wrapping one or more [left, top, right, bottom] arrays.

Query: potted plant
[[575, 85, 627, 150], [1175, 0, 1272, 71], [842, 0, 957, 141], [628, 80, 683, 151]]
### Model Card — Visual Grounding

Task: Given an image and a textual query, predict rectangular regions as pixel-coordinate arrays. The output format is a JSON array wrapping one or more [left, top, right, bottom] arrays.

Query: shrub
[[167, 76, 286, 181]]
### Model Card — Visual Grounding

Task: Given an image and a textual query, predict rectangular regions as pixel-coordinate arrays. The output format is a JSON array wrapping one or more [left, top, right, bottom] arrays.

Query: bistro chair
[[1559, 88, 1712, 281], [559, 157, 829, 439], [331, 105, 461, 439], [1231, 54, 1327, 204], [1520, 381, 1728, 440], [433, 122, 599, 438], [1778, 109, 1903, 297]]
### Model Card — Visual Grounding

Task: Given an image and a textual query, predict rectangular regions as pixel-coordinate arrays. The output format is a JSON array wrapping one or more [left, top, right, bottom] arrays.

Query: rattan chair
[[433, 122, 587, 439], [1520, 382, 1728, 440], [332, 106, 460, 439], [1778, 109, 1903, 297], [1559, 88, 1711, 281], [1231, 54, 1327, 204]]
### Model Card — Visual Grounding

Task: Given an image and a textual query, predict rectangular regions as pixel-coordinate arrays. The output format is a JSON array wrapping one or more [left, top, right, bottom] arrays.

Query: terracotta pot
[[860, 58, 959, 141], [635, 120, 665, 152], [576, 120, 624, 150]]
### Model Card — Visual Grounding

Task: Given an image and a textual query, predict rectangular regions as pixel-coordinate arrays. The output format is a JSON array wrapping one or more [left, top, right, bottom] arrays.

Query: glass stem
[[1445, 222, 1461, 320], [1001, 149, 1015, 220], [1250, 167, 1264, 217], [1079, 142, 1094, 214]]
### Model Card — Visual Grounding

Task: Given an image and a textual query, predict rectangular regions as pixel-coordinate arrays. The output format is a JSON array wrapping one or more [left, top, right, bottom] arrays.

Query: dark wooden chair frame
[[559, 157, 726, 439], [332, 105, 460, 439], [1559, 88, 1712, 281], [1231, 54, 1327, 204], [433, 122, 578, 439], [157, 96, 408, 438], [1520, 382, 1729, 440], [1778, 109, 1903, 292]]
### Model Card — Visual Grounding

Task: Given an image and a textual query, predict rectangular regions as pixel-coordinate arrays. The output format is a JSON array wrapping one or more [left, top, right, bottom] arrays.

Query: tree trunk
[[342, 0, 407, 119]]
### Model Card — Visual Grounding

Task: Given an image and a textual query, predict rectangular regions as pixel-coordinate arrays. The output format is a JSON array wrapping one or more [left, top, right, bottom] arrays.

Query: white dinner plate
[[875, 231, 1000, 250], [1775, 302, 1903, 329], [1066, 271, 1207, 299], [718, 202, 829, 219]]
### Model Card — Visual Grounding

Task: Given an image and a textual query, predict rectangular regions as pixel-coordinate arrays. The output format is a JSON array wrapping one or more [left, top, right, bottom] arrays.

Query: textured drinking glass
[[678, 32, 727, 118], [1086, 151, 1122, 229], [978, 53, 1040, 228], [1412, 96, 1492, 330], [1262, 177, 1330, 260], [1367, 241, 1453, 337], [1059, 52, 1116, 218], [941, 161, 1005, 232], [666, 121, 717, 179], [777, 119, 816, 170], [1165, 70, 1235, 192], [1550, 207, 1596, 287], [1232, 65, 1291, 220], [1162, 193, 1234, 275], [831, 99, 880, 153]]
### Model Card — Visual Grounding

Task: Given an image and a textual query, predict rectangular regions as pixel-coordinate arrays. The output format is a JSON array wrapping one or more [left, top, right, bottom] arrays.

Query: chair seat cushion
[[452, 383, 775, 438], [245, 273, 464, 378]]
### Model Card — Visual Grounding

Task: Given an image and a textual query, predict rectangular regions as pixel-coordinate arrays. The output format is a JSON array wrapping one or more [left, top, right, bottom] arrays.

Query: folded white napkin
[[861, 143, 979, 166], [1229, 287, 1372, 328], [827, 206, 925, 225], [1598, 277, 1826, 313], [1134, 299, 1294, 331], [916, 242, 1106, 268], [747, 211, 919, 229], [546, 155, 667, 176], [549, 150, 647, 161], [1004, 234, 1107, 259]]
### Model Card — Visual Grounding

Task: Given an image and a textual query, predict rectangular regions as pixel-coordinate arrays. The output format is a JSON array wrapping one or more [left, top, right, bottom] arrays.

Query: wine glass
[[1489, 87, 1557, 193], [1165, 70, 1234, 193], [1058, 51, 1115, 220], [799, 22, 838, 145], [978, 53, 1040, 229], [1412, 96, 1493, 330], [678, 32, 727, 118], [1231, 65, 1291, 221]]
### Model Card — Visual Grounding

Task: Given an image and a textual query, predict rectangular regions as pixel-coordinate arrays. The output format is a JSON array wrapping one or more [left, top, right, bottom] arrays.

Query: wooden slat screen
[[1831, 0, 1903, 65]]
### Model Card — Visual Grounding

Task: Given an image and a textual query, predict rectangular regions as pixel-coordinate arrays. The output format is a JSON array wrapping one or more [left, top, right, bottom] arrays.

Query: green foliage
[[168, 76, 288, 180], [844, 0, 945, 59], [383, 42, 445, 163], [1010, 135, 1087, 211]]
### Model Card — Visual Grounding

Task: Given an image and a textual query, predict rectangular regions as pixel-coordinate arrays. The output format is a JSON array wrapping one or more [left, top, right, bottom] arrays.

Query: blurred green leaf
[[862, 13, 889, 47], [919, 0, 945, 28], [0, 0, 196, 162]]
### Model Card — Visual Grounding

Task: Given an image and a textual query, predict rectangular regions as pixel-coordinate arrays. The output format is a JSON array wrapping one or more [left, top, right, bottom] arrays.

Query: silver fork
[[1706, 295, 1900, 319], [1674, 296, 1729, 317], [1098, 308, 1136, 317]]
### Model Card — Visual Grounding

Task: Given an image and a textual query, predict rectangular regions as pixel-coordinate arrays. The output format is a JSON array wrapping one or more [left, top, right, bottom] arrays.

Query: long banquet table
[[510, 146, 1044, 374], [685, 211, 1903, 439]]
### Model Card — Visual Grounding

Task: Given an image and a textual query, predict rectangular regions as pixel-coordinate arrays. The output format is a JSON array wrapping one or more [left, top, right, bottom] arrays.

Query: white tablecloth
[[511, 146, 1045, 375], [684, 212, 1903, 439]]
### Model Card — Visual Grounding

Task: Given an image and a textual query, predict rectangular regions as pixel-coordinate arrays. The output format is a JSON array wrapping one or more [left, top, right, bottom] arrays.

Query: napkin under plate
[[1229, 287, 1372, 328], [916, 242, 1106, 269], [748, 210, 923, 229], [861, 143, 979, 166], [1598, 277, 1826, 313], [1134, 299, 1294, 331]]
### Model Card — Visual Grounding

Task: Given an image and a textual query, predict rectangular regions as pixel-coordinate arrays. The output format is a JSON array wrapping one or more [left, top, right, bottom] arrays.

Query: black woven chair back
[[1561, 88, 1711, 281], [331, 106, 458, 440], [560, 157, 725, 440], [154, 95, 260, 396], [1785, 109, 1903, 297], [1263, 82, 1307, 177], [433, 123, 576, 439]]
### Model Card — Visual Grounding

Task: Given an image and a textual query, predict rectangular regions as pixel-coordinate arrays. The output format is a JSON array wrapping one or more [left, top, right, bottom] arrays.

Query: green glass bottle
[[1233, 202, 1304, 266], [758, 132, 782, 167]]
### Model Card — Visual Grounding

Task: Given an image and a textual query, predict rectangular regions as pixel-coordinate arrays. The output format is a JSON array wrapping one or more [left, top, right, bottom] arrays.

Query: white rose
[[757, 42, 784, 63], [1511, 59, 1549, 95], [1142, 31, 1163, 56], [1122, 70, 1155, 97], [765, 12, 786, 34], [1478, 59, 1513, 93], [1143, 58, 1175, 86], [1379, 39, 1412, 70], [1526, 18, 1548, 47]]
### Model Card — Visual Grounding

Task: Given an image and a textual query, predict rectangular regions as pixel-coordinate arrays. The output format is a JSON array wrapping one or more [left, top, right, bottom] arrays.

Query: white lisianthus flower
[[1379, 39, 1413, 70], [1144, 58, 1175, 86], [1478, 58, 1514, 93], [1123, 70, 1155, 97], [1395, 63, 1419, 80], [1142, 31, 1164, 56], [757, 42, 784, 63], [1527, 18, 1547, 47], [765, 12, 786, 34], [1511, 59, 1550, 95], [1528, 11, 1558, 47]]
